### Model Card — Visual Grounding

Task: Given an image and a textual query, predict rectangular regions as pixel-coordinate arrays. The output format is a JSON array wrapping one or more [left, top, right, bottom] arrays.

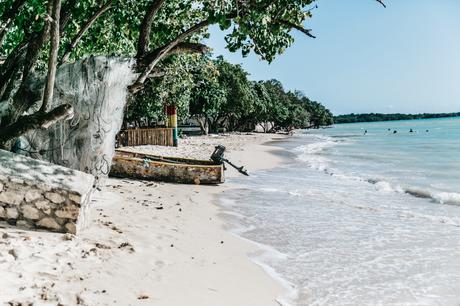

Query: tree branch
[[0, 0, 77, 126], [60, 0, 78, 35], [60, 1, 113, 64], [0, 104, 74, 145], [149, 67, 166, 78], [22, 0, 53, 83], [130, 20, 210, 93], [168, 42, 210, 56], [141, 42, 209, 65], [40, 0, 62, 113], [274, 19, 316, 38], [375, 0, 386, 8], [0, 0, 27, 46], [0, 49, 24, 99], [136, 0, 166, 60]]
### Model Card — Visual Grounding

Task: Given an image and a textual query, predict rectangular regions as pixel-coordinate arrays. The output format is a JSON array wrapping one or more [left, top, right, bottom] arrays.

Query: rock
[[22, 205, 40, 220], [6, 207, 18, 219], [68, 193, 81, 203], [44, 192, 65, 204], [25, 190, 42, 202], [62, 233, 74, 240], [8, 249, 18, 260], [0, 149, 95, 233], [0, 191, 24, 205], [55, 206, 79, 219], [16, 220, 32, 229], [10, 177, 24, 185], [35, 182, 52, 192], [37, 218, 61, 231], [64, 222, 76, 234], [35, 200, 52, 214], [54, 217, 65, 225]]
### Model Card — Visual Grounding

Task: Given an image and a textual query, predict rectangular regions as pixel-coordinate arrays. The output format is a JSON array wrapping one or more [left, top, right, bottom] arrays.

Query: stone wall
[[0, 150, 95, 234]]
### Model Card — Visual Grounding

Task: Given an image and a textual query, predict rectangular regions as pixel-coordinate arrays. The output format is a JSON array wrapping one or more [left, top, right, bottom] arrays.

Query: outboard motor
[[211, 145, 249, 176]]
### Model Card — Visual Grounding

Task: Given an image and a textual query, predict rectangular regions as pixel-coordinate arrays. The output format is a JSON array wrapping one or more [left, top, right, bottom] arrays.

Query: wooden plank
[[121, 128, 175, 147]]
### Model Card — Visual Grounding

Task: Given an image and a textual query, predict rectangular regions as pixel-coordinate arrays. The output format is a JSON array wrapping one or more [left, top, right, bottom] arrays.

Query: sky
[[206, 0, 460, 115]]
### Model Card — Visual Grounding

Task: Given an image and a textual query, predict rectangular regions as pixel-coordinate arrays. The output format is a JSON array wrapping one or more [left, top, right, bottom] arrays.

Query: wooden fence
[[118, 128, 174, 147]]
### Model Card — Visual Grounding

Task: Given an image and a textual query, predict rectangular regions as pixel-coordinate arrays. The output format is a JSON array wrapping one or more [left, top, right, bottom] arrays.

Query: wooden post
[[166, 105, 178, 147]]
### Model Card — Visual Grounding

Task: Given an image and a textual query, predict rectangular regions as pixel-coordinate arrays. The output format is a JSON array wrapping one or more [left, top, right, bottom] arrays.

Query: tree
[[213, 56, 257, 132], [189, 56, 258, 133], [304, 98, 334, 128], [260, 79, 290, 130], [250, 81, 271, 132], [0, 0, 383, 173], [125, 54, 198, 127], [189, 57, 226, 134], [0, 0, 322, 147]]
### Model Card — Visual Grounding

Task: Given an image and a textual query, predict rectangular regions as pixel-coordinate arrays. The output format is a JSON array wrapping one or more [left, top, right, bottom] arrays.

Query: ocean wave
[[431, 191, 460, 205], [398, 211, 460, 227], [219, 198, 298, 306], [294, 135, 338, 171], [294, 134, 460, 206], [369, 179, 460, 205], [250, 255, 299, 306]]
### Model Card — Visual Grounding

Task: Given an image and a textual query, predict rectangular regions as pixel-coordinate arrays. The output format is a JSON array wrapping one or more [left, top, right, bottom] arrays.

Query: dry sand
[[0, 133, 288, 306]]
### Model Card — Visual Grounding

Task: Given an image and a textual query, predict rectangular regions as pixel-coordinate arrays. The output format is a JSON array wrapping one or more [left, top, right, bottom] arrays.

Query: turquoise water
[[220, 117, 460, 306], [310, 117, 460, 203]]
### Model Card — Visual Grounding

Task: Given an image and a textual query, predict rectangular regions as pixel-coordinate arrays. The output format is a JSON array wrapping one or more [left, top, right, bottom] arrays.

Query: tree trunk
[[196, 117, 208, 135], [1, 56, 137, 180]]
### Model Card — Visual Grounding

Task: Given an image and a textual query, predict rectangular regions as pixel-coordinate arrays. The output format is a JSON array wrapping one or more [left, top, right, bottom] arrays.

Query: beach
[[0, 133, 288, 306], [222, 118, 460, 305]]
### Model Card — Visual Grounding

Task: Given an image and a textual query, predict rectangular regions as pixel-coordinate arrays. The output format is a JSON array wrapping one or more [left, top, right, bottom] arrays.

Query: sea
[[219, 117, 460, 306]]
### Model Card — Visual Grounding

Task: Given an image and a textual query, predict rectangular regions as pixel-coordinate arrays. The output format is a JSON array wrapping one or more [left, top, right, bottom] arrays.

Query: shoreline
[[0, 133, 292, 306]]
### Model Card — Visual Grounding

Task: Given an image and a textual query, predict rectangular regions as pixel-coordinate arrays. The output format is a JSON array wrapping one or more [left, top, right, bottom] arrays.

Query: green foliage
[[125, 54, 199, 124], [189, 56, 333, 132], [1, 0, 318, 64], [1, 0, 329, 134], [212, 56, 257, 131], [188, 56, 226, 132], [126, 54, 333, 133], [1, 0, 47, 56], [251, 81, 333, 130], [334, 112, 460, 124], [220, 0, 316, 62]]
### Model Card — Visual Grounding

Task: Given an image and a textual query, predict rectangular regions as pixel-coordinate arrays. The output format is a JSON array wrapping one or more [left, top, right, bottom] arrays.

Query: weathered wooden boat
[[109, 149, 225, 184]]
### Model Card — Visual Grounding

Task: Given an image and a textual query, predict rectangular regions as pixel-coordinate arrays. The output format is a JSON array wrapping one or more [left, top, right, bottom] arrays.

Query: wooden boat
[[109, 149, 225, 185]]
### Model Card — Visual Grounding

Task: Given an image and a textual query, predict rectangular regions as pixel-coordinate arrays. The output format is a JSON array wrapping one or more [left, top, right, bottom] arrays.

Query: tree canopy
[[0, 0, 384, 147], [127, 55, 334, 133], [0, 0, 325, 145]]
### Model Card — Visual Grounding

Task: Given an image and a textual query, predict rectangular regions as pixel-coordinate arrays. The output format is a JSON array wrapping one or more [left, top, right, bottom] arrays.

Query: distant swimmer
[[409, 129, 414, 133], [364, 130, 368, 135], [388, 128, 391, 131], [426, 129, 429, 132], [393, 130, 397, 134]]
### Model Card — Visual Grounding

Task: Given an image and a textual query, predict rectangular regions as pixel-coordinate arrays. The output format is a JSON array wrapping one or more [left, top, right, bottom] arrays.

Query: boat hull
[[109, 150, 225, 185]]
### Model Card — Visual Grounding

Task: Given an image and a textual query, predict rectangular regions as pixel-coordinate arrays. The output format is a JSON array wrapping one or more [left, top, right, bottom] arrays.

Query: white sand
[[0, 133, 288, 306]]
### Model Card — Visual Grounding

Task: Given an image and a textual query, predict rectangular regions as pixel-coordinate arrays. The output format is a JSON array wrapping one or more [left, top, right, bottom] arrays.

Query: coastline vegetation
[[126, 55, 334, 133], [334, 112, 460, 124], [0, 0, 326, 148]]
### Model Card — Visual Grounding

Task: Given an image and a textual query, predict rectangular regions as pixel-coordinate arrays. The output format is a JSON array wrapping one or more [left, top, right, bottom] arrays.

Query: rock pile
[[0, 150, 94, 234]]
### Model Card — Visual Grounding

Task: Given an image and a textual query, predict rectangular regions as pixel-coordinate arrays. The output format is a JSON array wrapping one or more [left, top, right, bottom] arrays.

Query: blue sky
[[206, 0, 460, 115]]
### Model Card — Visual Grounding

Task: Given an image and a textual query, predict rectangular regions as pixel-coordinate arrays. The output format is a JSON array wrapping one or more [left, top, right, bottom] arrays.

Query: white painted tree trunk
[[19, 56, 137, 181]]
